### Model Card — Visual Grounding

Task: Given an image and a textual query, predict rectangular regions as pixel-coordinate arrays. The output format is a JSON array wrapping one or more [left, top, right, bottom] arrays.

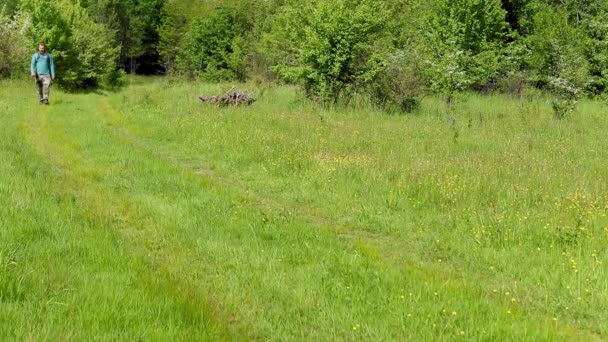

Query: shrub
[[176, 8, 244, 81], [549, 77, 580, 119], [367, 49, 426, 113], [526, 5, 589, 90], [0, 8, 29, 78], [422, 0, 508, 109], [19, 0, 119, 89], [265, 0, 388, 104]]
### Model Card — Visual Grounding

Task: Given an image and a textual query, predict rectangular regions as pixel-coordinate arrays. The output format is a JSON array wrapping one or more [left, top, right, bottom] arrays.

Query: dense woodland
[[1, 0, 607, 112]]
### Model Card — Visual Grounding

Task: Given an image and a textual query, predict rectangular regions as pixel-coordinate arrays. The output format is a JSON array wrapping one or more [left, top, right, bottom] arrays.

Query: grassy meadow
[[1, 77, 607, 340]]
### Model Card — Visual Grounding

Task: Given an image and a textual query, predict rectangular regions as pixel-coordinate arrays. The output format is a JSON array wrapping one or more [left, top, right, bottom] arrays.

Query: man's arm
[[49, 54, 55, 80], [30, 54, 37, 77]]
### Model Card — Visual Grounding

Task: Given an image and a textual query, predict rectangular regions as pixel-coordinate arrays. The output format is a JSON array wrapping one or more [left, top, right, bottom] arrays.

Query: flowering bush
[[422, 0, 507, 109], [549, 77, 581, 119], [0, 9, 29, 77]]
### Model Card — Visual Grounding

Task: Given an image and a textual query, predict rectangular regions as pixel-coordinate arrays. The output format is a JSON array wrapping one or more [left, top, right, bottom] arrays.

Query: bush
[[422, 0, 508, 108], [176, 8, 244, 81], [549, 77, 580, 119], [368, 49, 426, 113], [265, 0, 388, 104], [0, 8, 29, 78], [103, 68, 126, 88], [20, 0, 119, 89], [526, 5, 589, 90]]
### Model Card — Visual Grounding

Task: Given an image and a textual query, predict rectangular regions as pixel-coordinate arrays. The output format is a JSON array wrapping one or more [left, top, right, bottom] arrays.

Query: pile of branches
[[198, 87, 255, 106]]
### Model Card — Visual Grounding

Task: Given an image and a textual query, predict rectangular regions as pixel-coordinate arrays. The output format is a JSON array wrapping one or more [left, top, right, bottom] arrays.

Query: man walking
[[30, 42, 55, 105]]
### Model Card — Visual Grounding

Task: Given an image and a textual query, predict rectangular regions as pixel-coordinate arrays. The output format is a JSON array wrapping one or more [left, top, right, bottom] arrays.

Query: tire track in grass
[[93, 91, 600, 341], [17, 94, 245, 340]]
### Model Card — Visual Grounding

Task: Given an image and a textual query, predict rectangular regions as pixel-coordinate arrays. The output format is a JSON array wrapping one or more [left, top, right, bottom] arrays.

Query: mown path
[[1, 80, 606, 340]]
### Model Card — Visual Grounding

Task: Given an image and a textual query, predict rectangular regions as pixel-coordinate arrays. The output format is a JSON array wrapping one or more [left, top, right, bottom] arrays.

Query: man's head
[[38, 42, 46, 54]]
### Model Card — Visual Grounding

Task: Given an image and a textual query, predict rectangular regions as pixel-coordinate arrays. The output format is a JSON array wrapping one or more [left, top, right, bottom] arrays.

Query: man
[[30, 42, 55, 105]]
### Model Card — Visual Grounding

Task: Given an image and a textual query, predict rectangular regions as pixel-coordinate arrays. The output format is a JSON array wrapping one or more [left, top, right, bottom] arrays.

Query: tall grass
[[1, 78, 607, 340]]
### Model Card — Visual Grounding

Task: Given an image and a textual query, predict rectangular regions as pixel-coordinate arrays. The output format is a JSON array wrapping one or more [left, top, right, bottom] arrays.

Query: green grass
[[1, 77, 607, 340]]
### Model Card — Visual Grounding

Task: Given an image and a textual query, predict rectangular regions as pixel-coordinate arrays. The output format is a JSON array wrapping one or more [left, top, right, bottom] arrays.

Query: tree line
[[1, 0, 607, 112]]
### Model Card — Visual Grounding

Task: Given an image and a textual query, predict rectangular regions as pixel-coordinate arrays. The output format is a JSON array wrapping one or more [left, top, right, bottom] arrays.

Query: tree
[[19, 0, 119, 88], [265, 0, 388, 104], [423, 0, 508, 108], [0, 0, 20, 15], [526, 4, 589, 88], [80, 0, 164, 73], [500, 0, 534, 35], [0, 7, 29, 77], [175, 8, 244, 81], [157, 0, 190, 74], [567, 0, 608, 93]]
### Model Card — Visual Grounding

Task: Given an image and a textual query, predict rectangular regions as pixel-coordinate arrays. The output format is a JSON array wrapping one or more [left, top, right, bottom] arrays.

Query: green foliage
[[19, 0, 119, 88], [7, 0, 608, 100], [265, 0, 388, 104], [0, 0, 19, 15], [159, 0, 273, 78], [69, 14, 120, 87], [526, 4, 589, 89], [572, 0, 608, 94], [82, 0, 164, 72], [0, 7, 29, 77], [157, 1, 189, 73], [362, 0, 428, 112], [175, 8, 243, 81], [549, 76, 581, 119], [423, 0, 508, 106], [367, 49, 427, 113], [500, 0, 535, 34], [19, 0, 72, 64]]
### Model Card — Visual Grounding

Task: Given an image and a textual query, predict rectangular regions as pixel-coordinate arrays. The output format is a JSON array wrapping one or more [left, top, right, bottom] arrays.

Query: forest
[[1, 0, 607, 113]]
